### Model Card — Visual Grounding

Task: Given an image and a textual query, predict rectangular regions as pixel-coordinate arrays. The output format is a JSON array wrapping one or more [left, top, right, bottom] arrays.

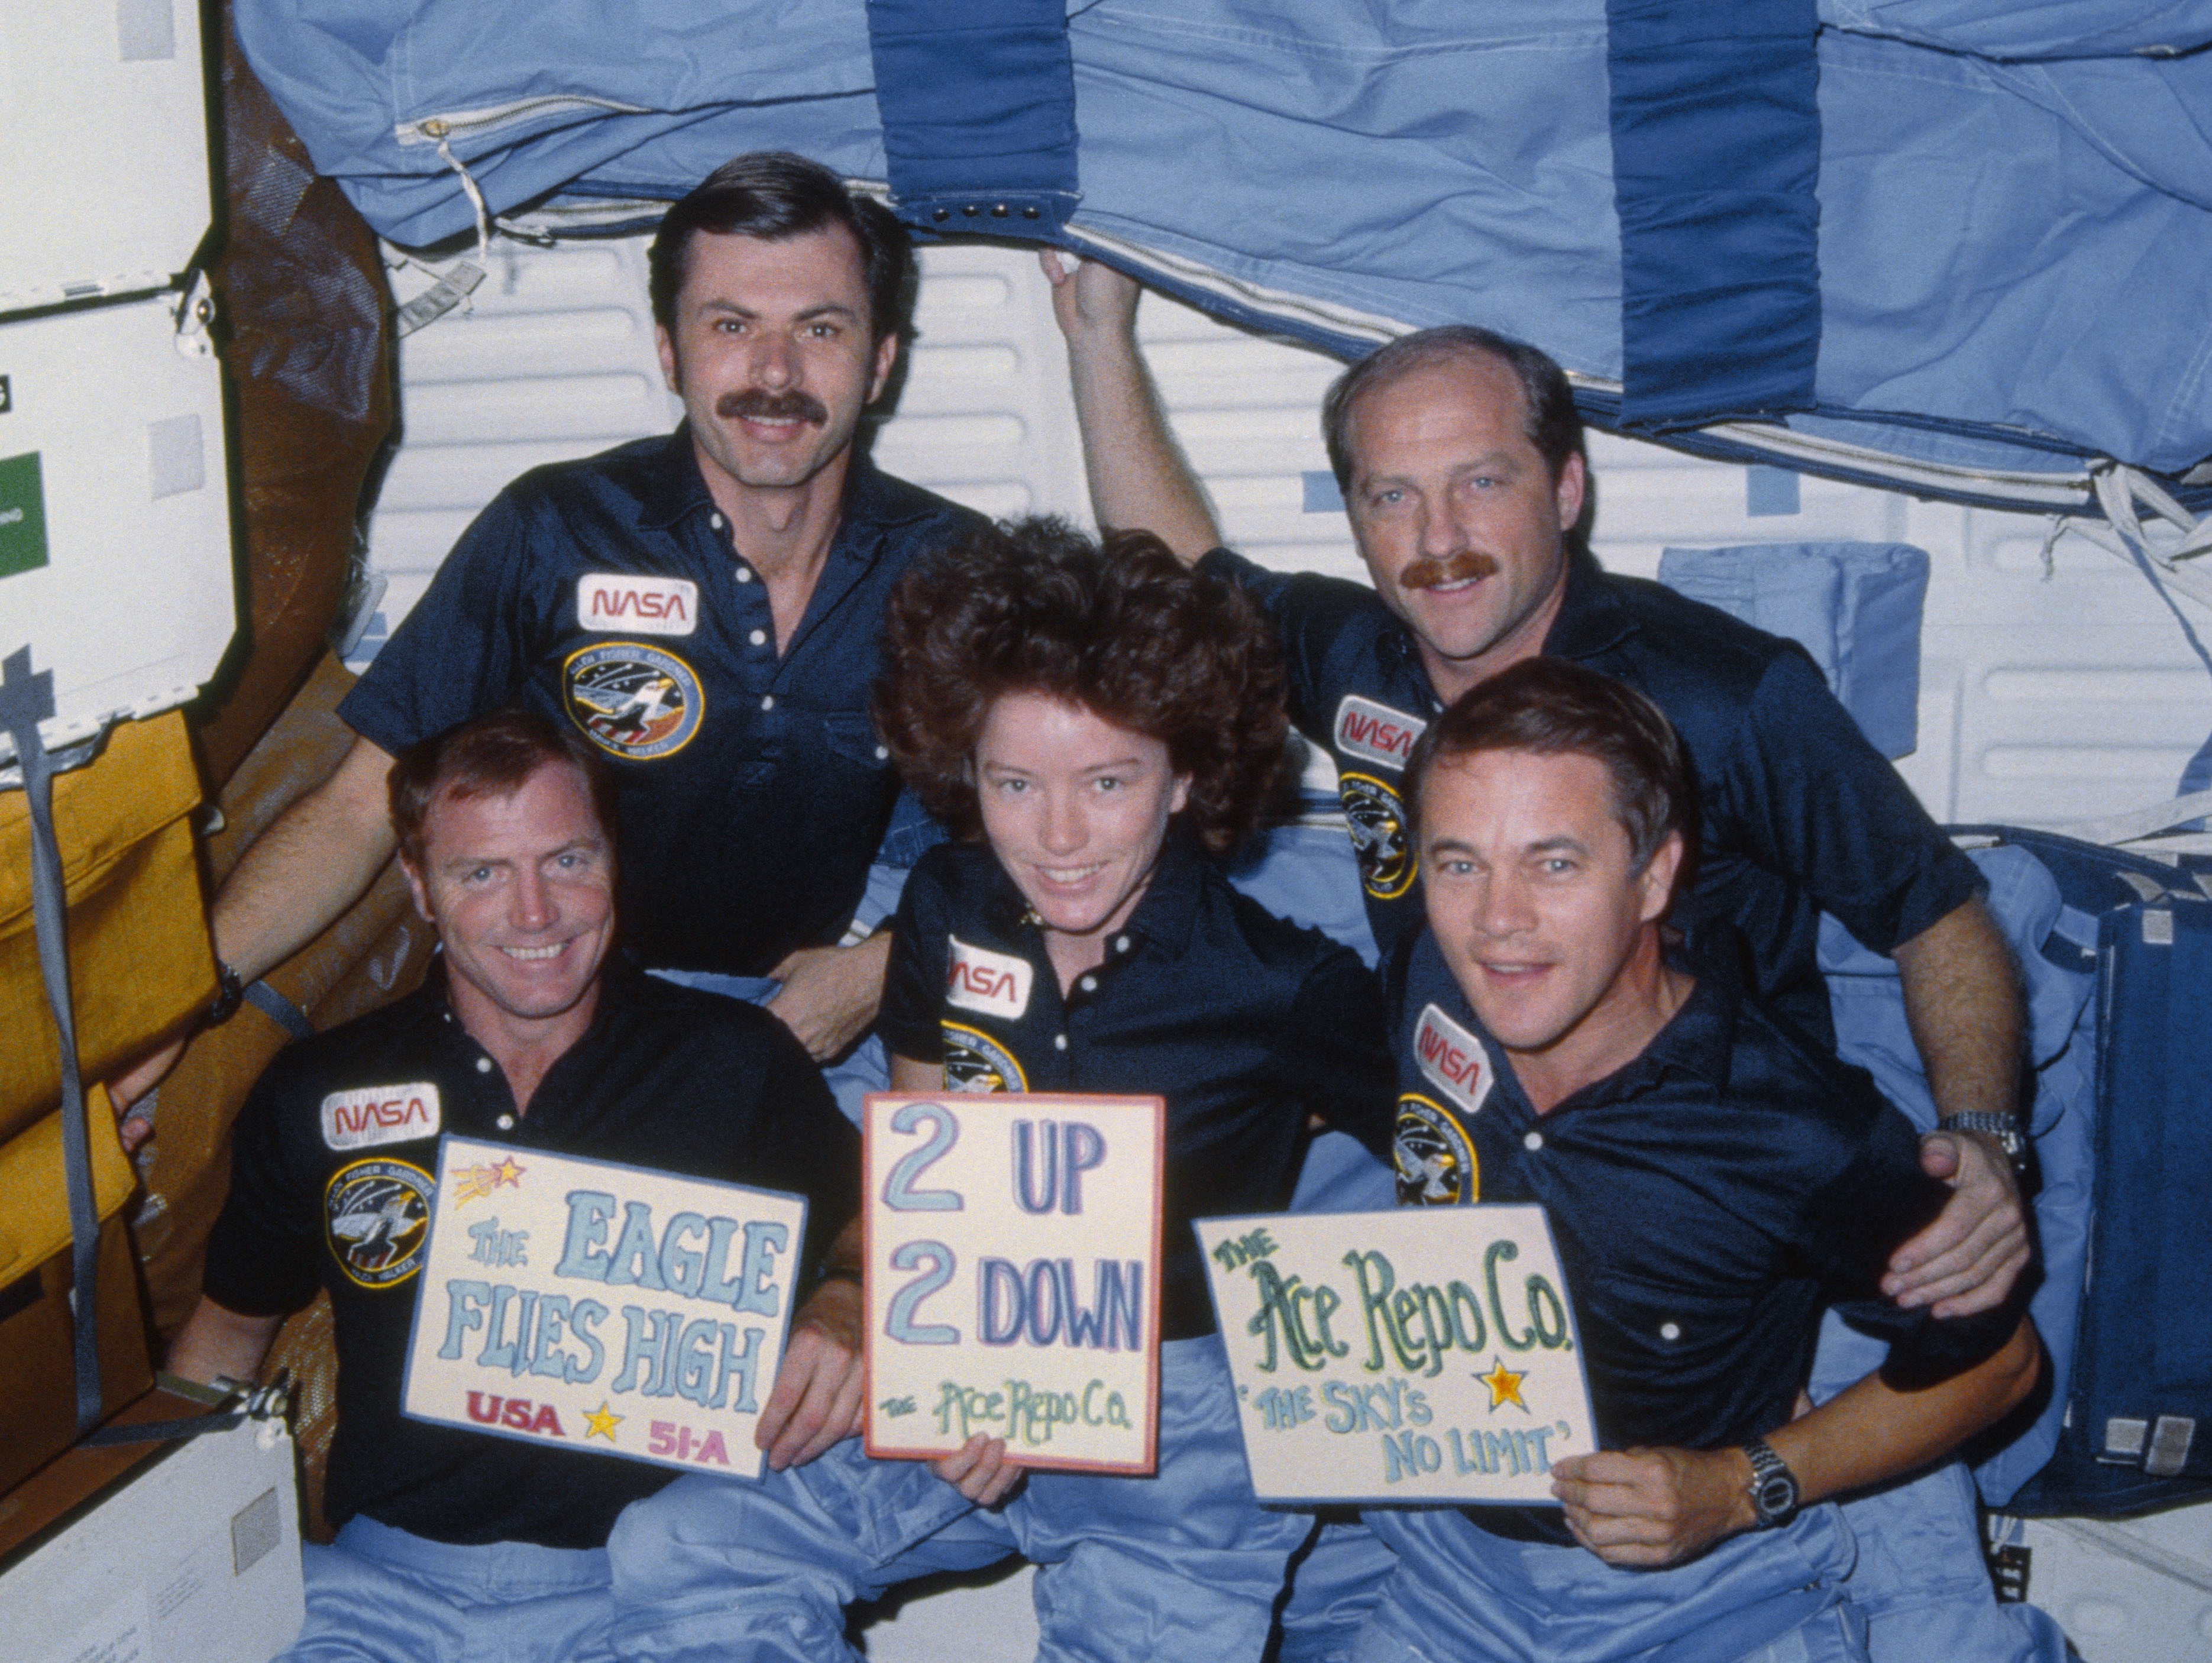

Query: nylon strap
[[0, 647, 104, 1435]]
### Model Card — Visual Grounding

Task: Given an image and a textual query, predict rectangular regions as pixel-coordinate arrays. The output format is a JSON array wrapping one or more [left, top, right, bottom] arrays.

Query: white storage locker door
[[0, 289, 234, 760], [0, 0, 212, 314], [0, 1412, 307, 1663]]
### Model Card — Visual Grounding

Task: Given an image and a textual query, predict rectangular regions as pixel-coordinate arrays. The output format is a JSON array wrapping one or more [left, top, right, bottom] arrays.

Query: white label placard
[[864, 1092, 1164, 1474], [401, 1135, 808, 1478], [1195, 1206, 1596, 1504]]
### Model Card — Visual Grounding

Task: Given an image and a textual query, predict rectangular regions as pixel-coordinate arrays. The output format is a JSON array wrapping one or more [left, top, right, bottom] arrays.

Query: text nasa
[[436, 1190, 790, 1421]]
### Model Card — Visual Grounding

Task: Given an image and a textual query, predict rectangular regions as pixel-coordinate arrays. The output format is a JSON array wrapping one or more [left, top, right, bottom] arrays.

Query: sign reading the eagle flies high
[[400, 1136, 809, 1477]]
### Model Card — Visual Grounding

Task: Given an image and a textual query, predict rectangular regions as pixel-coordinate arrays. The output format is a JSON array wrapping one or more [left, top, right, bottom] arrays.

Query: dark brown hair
[[1406, 658, 1689, 874], [389, 710, 618, 871], [648, 151, 911, 344], [1322, 323, 1586, 496], [874, 519, 1288, 856]]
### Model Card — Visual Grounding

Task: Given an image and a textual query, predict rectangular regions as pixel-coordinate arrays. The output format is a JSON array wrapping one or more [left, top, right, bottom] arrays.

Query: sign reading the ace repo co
[[864, 1093, 1165, 1475]]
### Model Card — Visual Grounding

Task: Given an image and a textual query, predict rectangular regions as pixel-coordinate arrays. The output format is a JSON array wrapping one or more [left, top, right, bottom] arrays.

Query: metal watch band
[[1741, 1436, 1800, 1529], [1936, 1111, 2031, 1175], [205, 957, 245, 1027]]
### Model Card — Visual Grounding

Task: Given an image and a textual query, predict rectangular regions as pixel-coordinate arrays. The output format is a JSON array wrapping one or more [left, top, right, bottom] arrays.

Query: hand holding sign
[[1195, 1207, 1596, 1505], [864, 1093, 1165, 1475]]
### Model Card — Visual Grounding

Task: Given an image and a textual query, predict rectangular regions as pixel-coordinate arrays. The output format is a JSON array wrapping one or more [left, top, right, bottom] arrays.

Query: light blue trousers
[[606, 1334, 1310, 1663], [282, 1516, 615, 1663]]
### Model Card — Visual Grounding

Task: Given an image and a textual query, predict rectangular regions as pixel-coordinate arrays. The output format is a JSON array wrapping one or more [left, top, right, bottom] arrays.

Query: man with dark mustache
[[115, 153, 986, 1121]]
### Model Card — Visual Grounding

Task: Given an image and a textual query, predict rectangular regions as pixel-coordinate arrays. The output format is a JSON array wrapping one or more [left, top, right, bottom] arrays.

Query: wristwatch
[[206, 957, 246, 1027], [1935, 1112, 2031, 1177], [1741, 1438, 1800, 1530]]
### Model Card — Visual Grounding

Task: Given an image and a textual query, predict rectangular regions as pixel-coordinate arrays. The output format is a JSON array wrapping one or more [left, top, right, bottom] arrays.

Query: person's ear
[[1553, 451, 1587, 535], [1636, 830, 1684, 925], [402, 858, 435, 928]]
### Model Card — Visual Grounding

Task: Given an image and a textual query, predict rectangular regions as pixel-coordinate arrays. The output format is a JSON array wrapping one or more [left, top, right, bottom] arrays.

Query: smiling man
[[116, 151, 987, 1124], [1329, 659, 2040, 1663], [167, 710, 866, 1663], [1046, 257, 2028, 1322]]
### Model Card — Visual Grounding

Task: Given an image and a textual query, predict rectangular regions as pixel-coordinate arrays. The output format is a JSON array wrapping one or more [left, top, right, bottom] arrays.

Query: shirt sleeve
[[1716, 647, 1984, 955], [877, 850, 954, 1064], [200, 1062, 323, 1319], [1799, 1093, 2026, 1381], [1282, 944, 1398, 1163], [1197, 547, 1383, 745], [336, 486, 549, 754]]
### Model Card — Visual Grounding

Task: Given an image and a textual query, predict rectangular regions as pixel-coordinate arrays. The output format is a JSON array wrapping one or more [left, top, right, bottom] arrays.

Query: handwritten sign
[[1195, 1206, 1596, 1505], [864, 1093, 1165, 1474], [400, 1135, 809, 1478]]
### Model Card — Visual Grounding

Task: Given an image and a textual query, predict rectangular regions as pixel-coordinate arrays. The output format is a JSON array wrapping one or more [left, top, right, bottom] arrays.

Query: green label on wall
[[0, 452, 48, 579]]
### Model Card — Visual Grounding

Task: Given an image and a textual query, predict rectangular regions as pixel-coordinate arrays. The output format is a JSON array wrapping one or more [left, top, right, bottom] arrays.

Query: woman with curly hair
[[609, 518, 1395, 1663]]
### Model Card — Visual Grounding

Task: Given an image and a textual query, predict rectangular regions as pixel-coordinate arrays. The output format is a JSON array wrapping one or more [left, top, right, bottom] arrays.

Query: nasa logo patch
[[945, 936, 1033, 1021], [1412, 1003, 1493, 1119], [942, 1021, 1029, 1093], [1333, 694, 1427, 774], [577, 572, 698, 638], [324, 1157, 434, 1289], [1340, 771, 1415, 900], [320, 1082, 442, 1152], [562, 642, 704, 761], [1394, 1093, 1478, 1206]]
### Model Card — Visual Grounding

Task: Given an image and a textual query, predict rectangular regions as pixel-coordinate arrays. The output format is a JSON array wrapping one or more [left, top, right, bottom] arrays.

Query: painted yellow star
[[449, 1156, 529, 1204], [584, 1401, 623, 1442], [1478, 1357, 1528, 1413]]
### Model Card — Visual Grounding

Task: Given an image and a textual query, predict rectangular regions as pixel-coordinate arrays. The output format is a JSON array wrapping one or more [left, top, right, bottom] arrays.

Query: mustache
[[1400, 551, 1500, 591], [715, 389, 829, 426]]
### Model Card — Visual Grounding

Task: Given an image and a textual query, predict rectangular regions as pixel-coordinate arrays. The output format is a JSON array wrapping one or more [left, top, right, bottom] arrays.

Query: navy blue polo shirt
[[341, 431, 987, 976], [1382, 926, 2023, 1468], [202, 959, 860, 1550], [877, 836, 1398, 1341], [1202, 548, 1984, 1043]]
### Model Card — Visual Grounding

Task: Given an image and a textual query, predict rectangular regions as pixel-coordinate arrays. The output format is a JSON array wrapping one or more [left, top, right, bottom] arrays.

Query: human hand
[[1551, 1447, 1753, 1567], [928, 1433, 1025, 1506], [755, 1279, 865, 1470], [766, 936, 888, 1062], [1039, 249, 1140, 344], [109, 1036, 188, 1153], [1883, 1130, 2029, 1318]]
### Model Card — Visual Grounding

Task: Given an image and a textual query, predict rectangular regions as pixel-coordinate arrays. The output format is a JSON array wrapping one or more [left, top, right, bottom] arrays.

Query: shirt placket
[[438, 1007, 525, 1137], [700, 510, 793, 779]]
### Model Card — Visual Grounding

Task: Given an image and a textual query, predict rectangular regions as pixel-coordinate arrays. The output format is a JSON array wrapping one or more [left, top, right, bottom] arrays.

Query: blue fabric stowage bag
[[1658, 542, 1929, 759]]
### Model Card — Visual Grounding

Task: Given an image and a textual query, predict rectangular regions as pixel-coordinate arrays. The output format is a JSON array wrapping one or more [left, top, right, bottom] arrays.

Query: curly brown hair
[[874, 519, 1289, 856]]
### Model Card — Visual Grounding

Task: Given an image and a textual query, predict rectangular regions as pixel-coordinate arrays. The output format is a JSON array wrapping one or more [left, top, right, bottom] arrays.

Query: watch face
[[1754, 1471, 1799, 1522]]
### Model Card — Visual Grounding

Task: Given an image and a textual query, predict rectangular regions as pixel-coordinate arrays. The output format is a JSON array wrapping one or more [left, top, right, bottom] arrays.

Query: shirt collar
[[636, 426, 937, 545], [1370, 554, 1627, 706], [1431, 923, 1741, 1117], [1539, 551, 1639, 662], [412, 950, 646, 1055], [974, 827, 1209, 960]]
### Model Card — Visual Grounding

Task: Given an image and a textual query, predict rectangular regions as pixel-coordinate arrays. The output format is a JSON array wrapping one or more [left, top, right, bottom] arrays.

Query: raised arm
[[1040, 251, 1221, 564], [1553, 1315, 2039, 1567], [1881, 896, 2030, 1318], [109, 734, 399, 1118]]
